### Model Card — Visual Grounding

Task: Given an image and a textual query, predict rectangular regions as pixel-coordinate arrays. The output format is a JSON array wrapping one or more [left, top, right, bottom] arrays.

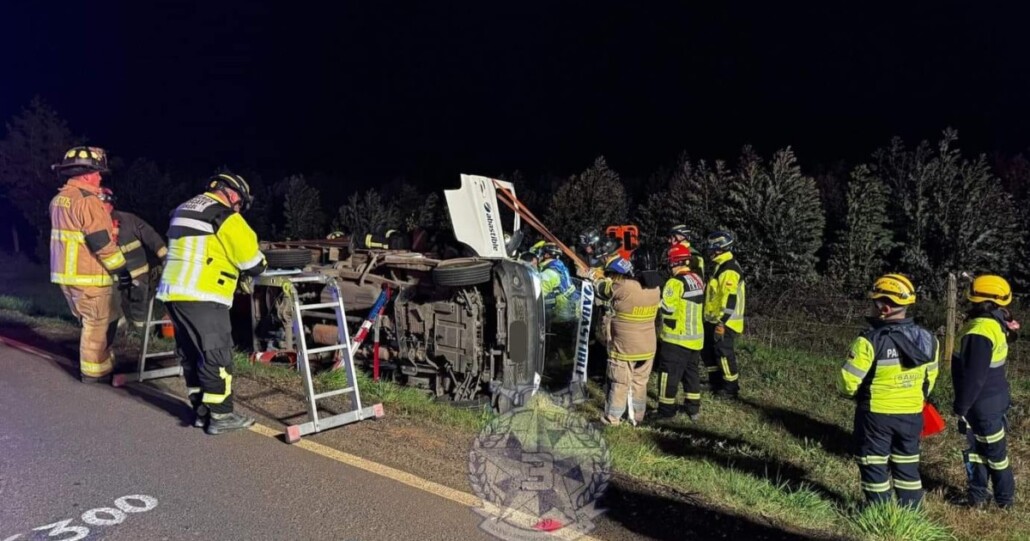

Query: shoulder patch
[[180, 195, 218, 213]]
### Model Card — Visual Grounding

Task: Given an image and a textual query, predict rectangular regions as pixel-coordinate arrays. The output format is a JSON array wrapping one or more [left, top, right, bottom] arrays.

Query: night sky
[[3, 2, 1029, 188]]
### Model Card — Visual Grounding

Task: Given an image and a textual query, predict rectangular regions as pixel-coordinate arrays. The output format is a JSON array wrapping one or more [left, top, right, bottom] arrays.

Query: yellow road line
[[248, 423, 604, 541]]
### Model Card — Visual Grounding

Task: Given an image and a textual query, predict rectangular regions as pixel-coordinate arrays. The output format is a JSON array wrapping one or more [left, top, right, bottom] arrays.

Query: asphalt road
[[0, 343, 494, 541]]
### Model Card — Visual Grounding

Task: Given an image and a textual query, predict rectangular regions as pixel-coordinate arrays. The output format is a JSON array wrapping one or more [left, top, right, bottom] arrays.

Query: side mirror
[[505, 230, 524, 257]]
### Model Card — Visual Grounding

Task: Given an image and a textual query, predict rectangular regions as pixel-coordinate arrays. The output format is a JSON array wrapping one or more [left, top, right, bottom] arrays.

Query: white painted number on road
[[4, 494, 159, 541]]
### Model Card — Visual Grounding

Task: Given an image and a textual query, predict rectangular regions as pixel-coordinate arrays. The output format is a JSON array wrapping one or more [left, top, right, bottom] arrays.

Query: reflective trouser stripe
[[685, 392, 701, 400], [890, 454, 920, 464], [52, 273, 114, 286], [893, 479, 922, 490], [721, 357, 738, 381], [81, 355, 113, 377], [659, 373, 675, 404], [857, 455, 890, 465], [966, 452, 985, 464], [989, 458, 1010, 470], [989, 359, 1006, 368], [861, 481, 892, 492], [975, 428, 1005, 444], [611, 351, 654, 361], [707, 366, 719, 373], [202, 367, 233, 405]]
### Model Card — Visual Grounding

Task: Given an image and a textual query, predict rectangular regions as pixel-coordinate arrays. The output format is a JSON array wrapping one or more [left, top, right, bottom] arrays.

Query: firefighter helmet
[[667, 224, 694, 241], [704, 230, 734, 254], [52, 146, 110, 177], [578, 229, 601, 248], [668, 242, 692, 266], [537, 242, 562, 258], [596, 237, 620, 258], [869, 274, 917, 306], [208, 172, 254, 212], [967, 275, 1012, 307], [604, 254, 634, 276]]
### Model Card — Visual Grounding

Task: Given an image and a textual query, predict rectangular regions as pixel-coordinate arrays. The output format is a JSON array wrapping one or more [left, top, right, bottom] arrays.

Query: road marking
[[247, 424, 604, 541]]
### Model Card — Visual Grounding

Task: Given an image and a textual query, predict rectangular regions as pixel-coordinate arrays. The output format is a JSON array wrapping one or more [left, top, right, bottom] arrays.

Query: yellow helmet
[[967, 275, 1012, 307], [869, 274, 916, 306]]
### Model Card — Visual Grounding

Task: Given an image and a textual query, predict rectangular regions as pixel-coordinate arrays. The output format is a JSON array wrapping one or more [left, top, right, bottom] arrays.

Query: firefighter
[[667, 224, 705, 281], [953, 275, 1018, 508], [701, 231, 745, 398], [157, 173, 267, 435], [656, 242, 705, 420], [49, 146, 131, 383], [838, 274, 939, 507], [98, 188, 168, 328], [595, 253, 661, 425], [533, 241, 578, 322]]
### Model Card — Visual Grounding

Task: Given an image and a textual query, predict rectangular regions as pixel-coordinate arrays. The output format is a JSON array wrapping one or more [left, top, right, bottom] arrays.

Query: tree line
[[2, 97, 1027, 297]]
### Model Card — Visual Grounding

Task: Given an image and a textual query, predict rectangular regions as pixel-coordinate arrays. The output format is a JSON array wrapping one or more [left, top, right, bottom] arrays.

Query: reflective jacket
[[540, 259, 577, 319], [597, 276, 660, 362], [49, 179, 127, 286], [953, 312, 1010, 417], [838, 318, 940, 414], [157, 192, 266, 306], [703, 252, 745, 333], [112, 210, 167, 279], [659, 269, 705, 350]]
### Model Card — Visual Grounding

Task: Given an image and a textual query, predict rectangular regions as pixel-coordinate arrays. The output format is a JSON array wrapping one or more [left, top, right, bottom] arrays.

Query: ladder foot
[[285, 425, 302, 444]]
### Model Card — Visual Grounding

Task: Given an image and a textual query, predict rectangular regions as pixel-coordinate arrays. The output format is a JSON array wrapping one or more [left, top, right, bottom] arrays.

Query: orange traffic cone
[[921, 403, 946, 438]]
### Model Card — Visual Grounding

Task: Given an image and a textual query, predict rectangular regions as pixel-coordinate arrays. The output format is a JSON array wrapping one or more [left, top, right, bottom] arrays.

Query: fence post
[[943, 272, 957, 369]]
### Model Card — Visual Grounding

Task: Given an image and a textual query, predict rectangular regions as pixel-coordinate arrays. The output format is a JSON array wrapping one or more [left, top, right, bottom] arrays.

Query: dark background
[[2, 1, 1029, 188]]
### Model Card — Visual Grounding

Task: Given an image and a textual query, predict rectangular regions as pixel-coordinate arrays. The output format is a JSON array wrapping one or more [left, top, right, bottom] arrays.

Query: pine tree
[[827, 165, 894, 293], [334, 188, 400, 235], [113, 158, 185, 230], [545, 156, 628, 244], [282, 175, 326, 240], [723, 146, 825, 282]]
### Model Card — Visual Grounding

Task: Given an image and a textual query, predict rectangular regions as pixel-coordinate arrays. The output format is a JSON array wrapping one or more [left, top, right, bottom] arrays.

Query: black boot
[[81, 374, 113, 384], [193, 404, 209, 428], [206, 412, 255, 435]]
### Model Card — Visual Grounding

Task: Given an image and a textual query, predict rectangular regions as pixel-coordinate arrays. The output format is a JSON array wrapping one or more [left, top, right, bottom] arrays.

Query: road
[[0, 343, 494, 541]]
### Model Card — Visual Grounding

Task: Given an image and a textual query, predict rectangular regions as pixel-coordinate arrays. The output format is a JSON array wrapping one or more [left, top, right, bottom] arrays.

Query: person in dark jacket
[[99, 188, 167, 327]]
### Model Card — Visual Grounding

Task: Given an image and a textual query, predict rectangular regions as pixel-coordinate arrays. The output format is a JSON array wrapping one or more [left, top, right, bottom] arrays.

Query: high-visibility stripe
[[893, 479, 922, 490], [682, 289, 704, 298], [100, 250, 126, 270], [890, 454, 920, 464], [157, 246, 168, 258], [615, 312, 657, 322], [975, 428, 1005, 444], [843, 362, 868, 379], [187, 237, 207, 293], [156, 284, 233, 307], [662, 332, 704, 341], [876, 358, 900, 366], [120, 239, 142, 252], [707, 366, 720, 373], [129, 265, 150, 279], [51, 273, 113, 286], [202, 367, 233, 405], [52, 229, 85, 241], [239, 251, 265, 270], [187, 387, 202, 396], [658, 373, 675, 404], [857, 455, 890, 465], [966, 452, 985, 464], [721, 357, 738, 381], [990, 359, 1007, 368], [925, 361, 939, 372], [685, 392, 701, 400], [80, 355, 113, 377], [861, 481, 892, 492], [988, 458, 1010, 470], [610, 351, 654, 362], [171, 217, 215, 233]]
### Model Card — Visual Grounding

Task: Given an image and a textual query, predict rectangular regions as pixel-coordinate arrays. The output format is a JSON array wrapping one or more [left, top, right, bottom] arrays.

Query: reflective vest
[[659, 270, 705, 350], [704, 252, 745, 333], [157, 193, 266, 307], [112, 210, 167, 279], [838, 319, 940, 414], [540, 259, 578, 321], [953, 314, 1010, 416], [49, 179, 126, 286]]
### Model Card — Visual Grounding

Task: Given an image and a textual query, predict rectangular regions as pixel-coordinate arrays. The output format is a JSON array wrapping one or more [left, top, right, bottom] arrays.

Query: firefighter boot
[[206, 412, 255, 435], [193, 404, 209, 428]]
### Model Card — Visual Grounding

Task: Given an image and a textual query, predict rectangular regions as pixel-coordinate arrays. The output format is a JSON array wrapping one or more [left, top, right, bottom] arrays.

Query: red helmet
[[667, 242, 691, 265]]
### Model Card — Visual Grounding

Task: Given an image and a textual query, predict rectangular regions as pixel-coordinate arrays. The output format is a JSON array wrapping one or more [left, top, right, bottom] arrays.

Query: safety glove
[[238, 275, 255, 295], [115, 268, 133, 290], [713, 323, 726, 343]]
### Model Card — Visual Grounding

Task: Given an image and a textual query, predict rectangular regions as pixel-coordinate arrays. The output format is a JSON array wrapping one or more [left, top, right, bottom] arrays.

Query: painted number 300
[[13, 495, 158, 541]]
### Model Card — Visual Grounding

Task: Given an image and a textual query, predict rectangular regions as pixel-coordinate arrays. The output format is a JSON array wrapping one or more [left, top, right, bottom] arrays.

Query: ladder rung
[[299, 302, 339, 311], [147, 320, 170, 327], [313, 387, 354, 400], [144, 351, 176, 359], [305, 344, 349, 355]]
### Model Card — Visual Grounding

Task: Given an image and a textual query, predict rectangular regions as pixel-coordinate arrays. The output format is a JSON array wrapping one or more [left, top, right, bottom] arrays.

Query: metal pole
[[943, 272, 957, 369]]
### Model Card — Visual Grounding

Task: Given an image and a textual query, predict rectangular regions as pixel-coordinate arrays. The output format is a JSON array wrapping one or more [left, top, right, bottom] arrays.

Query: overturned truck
[[248, 176, 547, 411]]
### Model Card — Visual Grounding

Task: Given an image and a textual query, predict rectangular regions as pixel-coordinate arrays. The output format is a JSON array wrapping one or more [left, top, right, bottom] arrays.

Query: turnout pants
[[853, 410, 924, 507], [657, 343, 702, 416], [702, 323, 739, 394], [604, 356, 654, 425], [60, 285, 121, 379], [964, 396, 1015, 506], [119, 277, 152, 327], [166, 301, 236, 415]]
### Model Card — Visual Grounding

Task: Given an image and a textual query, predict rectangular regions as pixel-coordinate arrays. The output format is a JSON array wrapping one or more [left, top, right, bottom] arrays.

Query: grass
[[2, 255, 1027, 541]]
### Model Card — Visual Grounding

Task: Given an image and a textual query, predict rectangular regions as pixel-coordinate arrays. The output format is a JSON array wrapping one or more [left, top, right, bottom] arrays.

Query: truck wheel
[[264, 249, 313, 269], [432, 260, 492, 287]]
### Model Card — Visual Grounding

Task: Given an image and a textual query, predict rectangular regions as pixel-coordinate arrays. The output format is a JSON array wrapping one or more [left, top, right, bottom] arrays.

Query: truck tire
[[264, 249, 313, 269], [432, 259, 493, 287]]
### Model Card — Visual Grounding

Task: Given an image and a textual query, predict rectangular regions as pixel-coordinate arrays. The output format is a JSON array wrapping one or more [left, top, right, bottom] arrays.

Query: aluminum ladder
[[114, 296, 181, 387], [285, 275, 383, 444]]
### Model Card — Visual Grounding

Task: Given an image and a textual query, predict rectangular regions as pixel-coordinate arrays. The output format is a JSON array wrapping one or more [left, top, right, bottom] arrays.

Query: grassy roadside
[[2, 256, 1027, 540]]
